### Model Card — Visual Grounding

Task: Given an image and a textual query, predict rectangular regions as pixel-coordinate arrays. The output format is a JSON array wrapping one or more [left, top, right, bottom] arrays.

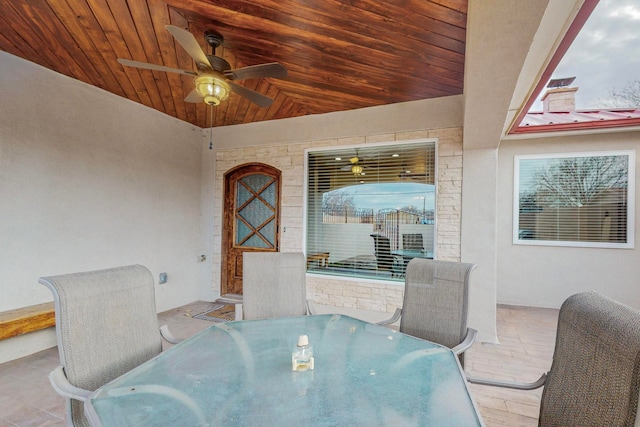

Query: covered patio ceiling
[[0, 0, 467, 128]]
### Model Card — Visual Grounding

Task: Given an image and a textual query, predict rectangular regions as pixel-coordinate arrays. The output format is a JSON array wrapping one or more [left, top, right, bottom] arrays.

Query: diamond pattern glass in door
[[236, 174, 278, 249]]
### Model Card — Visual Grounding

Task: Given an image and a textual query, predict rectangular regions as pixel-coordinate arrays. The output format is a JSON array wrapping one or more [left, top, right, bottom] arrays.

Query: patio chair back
[[40, 265, 163, 427], [400, 258, 475, 358], [242, 252, 307, 320], [539, 291, 640, 427], [370, 234, 395, 272]]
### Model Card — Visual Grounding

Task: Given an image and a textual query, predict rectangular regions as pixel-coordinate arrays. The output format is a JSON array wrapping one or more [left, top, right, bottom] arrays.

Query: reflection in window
[[306, 140, 436, 280], [514, 151, 635, 248]]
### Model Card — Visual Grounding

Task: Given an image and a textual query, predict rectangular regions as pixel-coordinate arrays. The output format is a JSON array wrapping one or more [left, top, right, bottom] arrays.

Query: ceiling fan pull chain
[[209, 104, 214, 150]]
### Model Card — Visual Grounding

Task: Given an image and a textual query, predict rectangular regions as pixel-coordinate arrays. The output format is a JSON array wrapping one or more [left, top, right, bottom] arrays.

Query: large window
[[305, 140, 436, 281], [514, 151, 635, 248]]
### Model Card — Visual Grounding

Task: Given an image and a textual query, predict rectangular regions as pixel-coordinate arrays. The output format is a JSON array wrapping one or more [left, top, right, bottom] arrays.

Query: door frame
[[220, 162, 282, 296]]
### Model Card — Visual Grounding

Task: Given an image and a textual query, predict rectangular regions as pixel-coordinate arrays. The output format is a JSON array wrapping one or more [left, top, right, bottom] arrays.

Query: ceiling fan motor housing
[[207, 55, 231, 72]]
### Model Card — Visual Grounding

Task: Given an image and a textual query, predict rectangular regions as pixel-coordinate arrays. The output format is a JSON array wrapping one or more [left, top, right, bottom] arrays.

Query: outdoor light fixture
[[195, 73, 230, 105]]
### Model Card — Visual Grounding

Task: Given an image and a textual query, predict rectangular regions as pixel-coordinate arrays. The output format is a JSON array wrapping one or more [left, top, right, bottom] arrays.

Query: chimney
[[542, 77, 577, 112]]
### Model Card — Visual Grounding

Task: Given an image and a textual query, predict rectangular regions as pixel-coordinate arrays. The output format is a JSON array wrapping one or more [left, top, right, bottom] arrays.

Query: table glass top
[[87, 314, 482, 426], [392, 249, 434, 258]]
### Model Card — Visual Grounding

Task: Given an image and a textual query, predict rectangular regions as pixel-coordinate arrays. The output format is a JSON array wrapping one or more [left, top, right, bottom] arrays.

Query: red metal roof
[[514, 109, 640, 134]]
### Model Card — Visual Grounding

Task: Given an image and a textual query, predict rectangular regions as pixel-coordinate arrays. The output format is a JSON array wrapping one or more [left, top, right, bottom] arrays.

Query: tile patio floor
[[0, 302, 558, 426]]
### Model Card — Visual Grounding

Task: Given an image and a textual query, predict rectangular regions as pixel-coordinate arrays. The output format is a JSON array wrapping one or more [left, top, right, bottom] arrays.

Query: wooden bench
[[0, 302, 56, 340], [307, 252, 330, 268]]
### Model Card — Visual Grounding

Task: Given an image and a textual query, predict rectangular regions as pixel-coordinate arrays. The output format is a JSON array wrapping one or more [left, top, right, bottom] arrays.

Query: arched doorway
[[220, 163, 281, 295]]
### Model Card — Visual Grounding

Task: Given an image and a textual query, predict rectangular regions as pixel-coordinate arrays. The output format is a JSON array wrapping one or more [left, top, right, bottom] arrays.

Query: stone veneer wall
[[213, 128, 463, 313]]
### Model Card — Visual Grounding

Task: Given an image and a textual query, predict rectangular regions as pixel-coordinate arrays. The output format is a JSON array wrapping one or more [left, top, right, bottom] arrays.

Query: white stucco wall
[[498, 131, 640, 309], [0, 52, 205, 362]]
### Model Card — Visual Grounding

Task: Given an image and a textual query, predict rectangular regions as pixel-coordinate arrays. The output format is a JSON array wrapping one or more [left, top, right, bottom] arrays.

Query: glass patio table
[[85, 314, 483, 426]]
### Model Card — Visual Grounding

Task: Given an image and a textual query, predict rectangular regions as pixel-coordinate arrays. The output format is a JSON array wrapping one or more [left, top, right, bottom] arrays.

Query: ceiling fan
[[340, 150, 366, 175], [117, 25, 287, 107]]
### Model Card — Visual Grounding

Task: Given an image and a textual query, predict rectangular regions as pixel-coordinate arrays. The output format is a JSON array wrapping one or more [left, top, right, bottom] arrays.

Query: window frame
[[303, 138, 438, 282], [513, 150, 635, 248]]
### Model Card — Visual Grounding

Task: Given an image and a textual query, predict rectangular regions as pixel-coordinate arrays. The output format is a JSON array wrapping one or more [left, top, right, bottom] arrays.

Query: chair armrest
[[234, 303, 243, 321], [451, 327, 477, 354], [467, 372, 547, 390], [160, 325, 183, 345], [376, 308, 402, 326], [49, 365, 92, 402], [306, 299, 316, 315]]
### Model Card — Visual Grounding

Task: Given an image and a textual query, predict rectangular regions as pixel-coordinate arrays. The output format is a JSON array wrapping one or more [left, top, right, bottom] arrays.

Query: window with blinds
[[305, 140, 436, 281], [514, 151, 635, 248]]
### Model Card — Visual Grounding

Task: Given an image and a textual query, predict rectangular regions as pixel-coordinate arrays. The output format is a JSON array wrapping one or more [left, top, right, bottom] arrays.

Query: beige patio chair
[[241, 252, 313, 320], [468, 291, 640, 427], [377, 258, 477, 365], [39, 264, 181, 427]]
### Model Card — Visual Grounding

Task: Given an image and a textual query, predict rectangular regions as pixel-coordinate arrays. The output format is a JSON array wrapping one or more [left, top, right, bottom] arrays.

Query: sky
[[327, 182, 435, 212], [530, 0, 640, 110]]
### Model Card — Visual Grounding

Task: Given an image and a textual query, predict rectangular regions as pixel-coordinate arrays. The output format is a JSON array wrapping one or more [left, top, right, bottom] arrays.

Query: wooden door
[[221, 163, 281, 295]]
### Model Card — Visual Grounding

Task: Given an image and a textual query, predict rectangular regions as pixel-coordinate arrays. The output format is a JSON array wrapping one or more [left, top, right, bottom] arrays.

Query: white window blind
[[305, 140, 436, 280], [514, 151, 635, 248]]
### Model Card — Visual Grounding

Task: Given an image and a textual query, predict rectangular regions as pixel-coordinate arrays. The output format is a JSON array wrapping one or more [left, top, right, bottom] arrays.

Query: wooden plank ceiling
[[0, 0, 467, 128]]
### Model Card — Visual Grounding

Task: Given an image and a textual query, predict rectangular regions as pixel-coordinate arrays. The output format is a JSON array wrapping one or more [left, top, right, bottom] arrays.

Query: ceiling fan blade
[[228, 82, 274, 107], [117, 58, 197, 76], [184, 89, 203, 103], [165, 25, 212, 70], [225, 63, 288, 81]]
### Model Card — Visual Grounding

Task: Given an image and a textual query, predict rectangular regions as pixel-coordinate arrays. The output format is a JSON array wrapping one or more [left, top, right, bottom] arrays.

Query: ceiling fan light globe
[[195, 74, 230, 105], [351, 165, 363, 175]]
